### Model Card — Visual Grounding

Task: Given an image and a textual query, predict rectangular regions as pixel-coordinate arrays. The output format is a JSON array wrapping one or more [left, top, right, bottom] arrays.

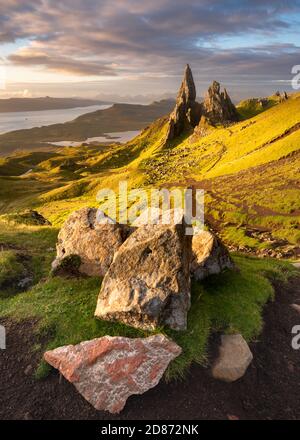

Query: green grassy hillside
[[0, 90, 299, 381], [236, 93, 284, 119], [0, 92, 299, 252]]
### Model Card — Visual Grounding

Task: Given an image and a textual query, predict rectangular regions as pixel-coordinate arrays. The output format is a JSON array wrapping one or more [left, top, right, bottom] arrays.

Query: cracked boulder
[[44, 334, 181, 414], [95, 212, 192, 331], [52, 208, 133, 277], [191, 230, 234, 281]]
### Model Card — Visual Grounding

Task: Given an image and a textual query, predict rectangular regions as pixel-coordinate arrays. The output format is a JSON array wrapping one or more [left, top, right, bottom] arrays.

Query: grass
[[0, 250, 24, 291], [0, 219, 297, 380], [0, 91, 299, 383], [165, 255, 296, 379], [236, 95, 280, 120], [0, 94, 299, 249]]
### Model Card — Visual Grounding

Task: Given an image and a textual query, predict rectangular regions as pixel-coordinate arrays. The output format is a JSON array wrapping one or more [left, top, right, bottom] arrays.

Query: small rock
[[191, 230, 234, 281], [24, 365, 33, 376], [212, 334, 253, 382], [17, 277, 33, 289], [21, 210, 51, 226], [44, 334, 181, 414], [291, 304, 300, 314], [227, 414, 240, 421]]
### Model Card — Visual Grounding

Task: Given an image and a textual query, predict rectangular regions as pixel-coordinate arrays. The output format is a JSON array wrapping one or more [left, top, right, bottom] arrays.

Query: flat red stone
[[44, 334, 181, 413]]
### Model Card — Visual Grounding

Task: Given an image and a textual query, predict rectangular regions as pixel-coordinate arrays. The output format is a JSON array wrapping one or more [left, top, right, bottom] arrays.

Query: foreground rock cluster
[[53, 207, 232, 331], [166, 64, 238, 142], [45, 206, 249, 413]]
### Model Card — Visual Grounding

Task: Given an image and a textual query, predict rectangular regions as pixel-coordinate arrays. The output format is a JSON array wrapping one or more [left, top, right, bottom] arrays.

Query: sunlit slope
[[0, 93, 299, 246], [187, 93, 300, 179], [236, 93, 283, 120], [139, 93, 300, 185], [0, 116, 168, 223], [191, 150, 300, 247]]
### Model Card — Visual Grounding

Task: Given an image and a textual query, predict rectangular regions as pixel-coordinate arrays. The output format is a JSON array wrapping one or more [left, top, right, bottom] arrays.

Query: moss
[[4, 210, 51, 226]]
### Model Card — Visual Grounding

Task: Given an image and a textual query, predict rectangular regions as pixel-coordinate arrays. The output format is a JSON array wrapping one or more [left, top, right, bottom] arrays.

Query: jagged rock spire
[[176, 64, 196, 104], [166, 64, 201, 141], [165, 66, 239, 142], [202, 80, 238, 125]]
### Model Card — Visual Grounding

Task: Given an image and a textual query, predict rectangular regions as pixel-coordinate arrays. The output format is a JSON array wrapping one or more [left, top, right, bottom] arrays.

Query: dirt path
[[0, 277, 299, 420]]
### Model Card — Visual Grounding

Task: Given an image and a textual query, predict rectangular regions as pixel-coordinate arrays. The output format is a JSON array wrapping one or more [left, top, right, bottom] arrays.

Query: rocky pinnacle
[[202, 80, 238, 125], [165, 66, 238, 142], [166, 64, 201, 140], [177, 64, 196, 105]]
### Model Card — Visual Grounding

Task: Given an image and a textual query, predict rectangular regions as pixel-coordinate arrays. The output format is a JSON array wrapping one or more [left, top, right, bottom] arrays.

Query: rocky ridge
[[166, 65, 238, 141], [202, 80, 238, 125]]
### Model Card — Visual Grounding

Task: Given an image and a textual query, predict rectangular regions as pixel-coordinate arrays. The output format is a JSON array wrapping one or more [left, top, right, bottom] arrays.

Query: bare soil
[[0, 277, 299, 420]]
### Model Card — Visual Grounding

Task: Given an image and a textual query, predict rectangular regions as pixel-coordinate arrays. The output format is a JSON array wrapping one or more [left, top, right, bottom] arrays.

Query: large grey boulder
[[52, 208, 132, 277], [95, 212, 192, 331], [191, 230, 234, 281], [212, 334, 253, 382]]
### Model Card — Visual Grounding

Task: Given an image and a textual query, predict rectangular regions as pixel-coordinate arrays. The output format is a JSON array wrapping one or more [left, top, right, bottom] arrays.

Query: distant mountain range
[[0, 97, 111, 113]]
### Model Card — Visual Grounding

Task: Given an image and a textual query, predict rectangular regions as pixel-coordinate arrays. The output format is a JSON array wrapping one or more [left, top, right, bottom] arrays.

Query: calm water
[[48, 130, 141, 146], [0, 104, 111, 134]]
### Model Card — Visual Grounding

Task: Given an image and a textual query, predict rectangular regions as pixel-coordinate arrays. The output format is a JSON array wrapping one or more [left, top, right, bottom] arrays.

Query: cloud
[[8, 50, 117, 76], [1, 0, 300, 80]]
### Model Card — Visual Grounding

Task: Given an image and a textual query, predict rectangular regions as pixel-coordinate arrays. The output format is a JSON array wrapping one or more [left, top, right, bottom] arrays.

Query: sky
[[0, 0, 300, 102]]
